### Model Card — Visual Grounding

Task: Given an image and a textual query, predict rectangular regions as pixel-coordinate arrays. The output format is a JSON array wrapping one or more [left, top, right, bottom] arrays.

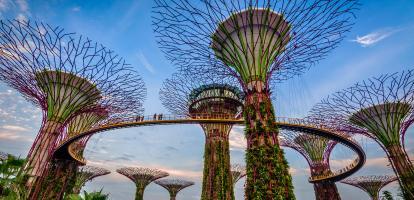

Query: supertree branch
[[341, 175, 398, 200], [160, 72, 243, 200], [154, 1, 358, 198], [0, 19, 146, 199], [309, 69, 414, 199], [231, 164, 246, 187], [117, 167, 169, 200], [153, 0, 359, 86], [154, 179, 194, 200], [280, 130, 341, 200]]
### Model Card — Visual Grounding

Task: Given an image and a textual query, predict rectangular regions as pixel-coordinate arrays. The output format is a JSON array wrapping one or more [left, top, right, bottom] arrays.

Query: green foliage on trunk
[[201, 133, 234, 200], [244, 94, 295, 200]]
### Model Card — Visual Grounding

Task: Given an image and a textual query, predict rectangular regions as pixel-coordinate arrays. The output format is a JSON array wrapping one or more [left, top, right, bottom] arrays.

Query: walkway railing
[[54, 114, 365, 183]]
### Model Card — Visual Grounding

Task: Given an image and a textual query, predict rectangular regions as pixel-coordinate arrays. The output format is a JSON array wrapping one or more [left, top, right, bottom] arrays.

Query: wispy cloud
[[71, 6, 80, 12], [352, 28, 400, 47], [137, 51, 155, 74], [2, 125, 28, 132], [0, 131, 32, 142]]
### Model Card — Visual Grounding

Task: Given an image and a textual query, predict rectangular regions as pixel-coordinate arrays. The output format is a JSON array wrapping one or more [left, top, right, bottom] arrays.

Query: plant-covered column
[[201, 124, 234, 199], [244, 89, 294, 199], [37, 159, 77, 199], [160, 76, 245, 200]]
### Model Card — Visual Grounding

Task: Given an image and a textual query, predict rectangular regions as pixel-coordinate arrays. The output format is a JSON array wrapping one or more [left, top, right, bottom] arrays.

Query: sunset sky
[[0, 0, 414, 199]]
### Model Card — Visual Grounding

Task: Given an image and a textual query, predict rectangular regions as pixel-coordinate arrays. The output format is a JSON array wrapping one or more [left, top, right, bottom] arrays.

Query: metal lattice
[[341, 175, 397, 200], [154, 179, 194, 199]]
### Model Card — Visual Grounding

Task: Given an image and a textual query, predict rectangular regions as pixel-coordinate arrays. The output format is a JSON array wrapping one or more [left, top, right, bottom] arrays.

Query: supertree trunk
[[65, 165, 79, 194], [169, 193, 177, 200], [386, 144, 414, 197], [201, 124, 234, 200], [135, 185, 145, 200], [244, 91, 295, 199], [36, 159, 77, 200], [26, 120, 63, 192], [311, 164, 340, 200]]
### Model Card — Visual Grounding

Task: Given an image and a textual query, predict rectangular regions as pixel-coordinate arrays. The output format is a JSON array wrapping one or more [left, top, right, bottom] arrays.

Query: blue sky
[[0, 0, 413, 199]]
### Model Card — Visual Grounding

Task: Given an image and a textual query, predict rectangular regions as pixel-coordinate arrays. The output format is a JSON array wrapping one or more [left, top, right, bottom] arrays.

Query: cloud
[[0, 131, 32, 142], [289, 167, 309, 176], [71, 6, 80, 12], [352, 29, 400, 47], [1, 125, 28, 132], [0, 0, 9, 11], [365, 157, 390, 167], [15, 0, 28, 12], [137, 51, 155, 74], [229, 126, 246, 151]]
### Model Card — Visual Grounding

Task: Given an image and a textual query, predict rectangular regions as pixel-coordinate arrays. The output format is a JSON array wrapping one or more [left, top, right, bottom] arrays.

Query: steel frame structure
[[154, 179, 194, 200], [153, 0, 359, 198], [281, 129, 343, 200], [341, 175, 398, 200], [0, 19, 146, 199], [231, 164, 246, 187], [310, 70, 414, 199], [117, 167, 169, 200], [160, 72, 244, 199]]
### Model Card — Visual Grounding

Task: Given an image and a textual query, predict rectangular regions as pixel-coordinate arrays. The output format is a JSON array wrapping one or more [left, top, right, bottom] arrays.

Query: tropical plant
[[0, 155, 29, 200], [64, 189, 109, 200], [381, 191, 394, 200]]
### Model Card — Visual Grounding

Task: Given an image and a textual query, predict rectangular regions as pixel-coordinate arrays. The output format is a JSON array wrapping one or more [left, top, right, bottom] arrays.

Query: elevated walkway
[[53, 114, 365, 183]]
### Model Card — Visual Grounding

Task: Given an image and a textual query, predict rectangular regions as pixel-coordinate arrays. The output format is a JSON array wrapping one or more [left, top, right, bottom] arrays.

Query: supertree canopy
[[154, 179, 194, 200], [0, 19, 146, 198], [70, 166, 111, 194], [231, 164, 246, 187], [153, 0, 358, 198], [160, 72, 243, 199], [117, 167, 169, 200], [340, 175, 398, 200], [310, 70, 414, 199], [281, 130, 341, 200]]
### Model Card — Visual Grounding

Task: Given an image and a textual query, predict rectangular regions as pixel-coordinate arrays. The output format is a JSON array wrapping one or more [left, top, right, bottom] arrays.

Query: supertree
[[160, 72, 244, 199], [340, 175, 398, 200], [153, 0, 359, 198], [231, 164, 246, 187], [117, 167, 169, 200], [280, 130, 342, 200], [310, 70, 414, 198], [0, 19, 146, 198], [154, 179, 194, 200], [68, 166, 111, 195]]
